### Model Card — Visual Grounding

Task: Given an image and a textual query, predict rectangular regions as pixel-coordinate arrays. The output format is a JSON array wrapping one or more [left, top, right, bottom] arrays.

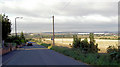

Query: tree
[[0, 14, 2, 41], [20, 31, 26, 43], [2, 14, 11, 40], [89, 33, 99, 53], [73, 35, 81, 48], [20, 31, 25, 40], [89, 33, 95, 44], [80, 38, 89, 52]]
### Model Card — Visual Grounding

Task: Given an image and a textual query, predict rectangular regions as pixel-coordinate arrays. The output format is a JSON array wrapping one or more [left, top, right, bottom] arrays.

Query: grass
[[40, 43, 120, 65], [40, 43, 51, 48], [36, 42, 41, 45]]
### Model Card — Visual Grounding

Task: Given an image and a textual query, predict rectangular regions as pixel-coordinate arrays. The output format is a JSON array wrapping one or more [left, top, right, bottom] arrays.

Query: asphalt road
[[2, 43, 87, 65]]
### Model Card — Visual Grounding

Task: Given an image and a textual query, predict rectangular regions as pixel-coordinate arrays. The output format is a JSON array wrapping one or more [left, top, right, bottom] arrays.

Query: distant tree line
[[25, 34, 73, 39]]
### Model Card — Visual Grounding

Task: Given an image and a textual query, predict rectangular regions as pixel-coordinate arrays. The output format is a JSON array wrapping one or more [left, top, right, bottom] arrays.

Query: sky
[[0, 0, 119, 33]]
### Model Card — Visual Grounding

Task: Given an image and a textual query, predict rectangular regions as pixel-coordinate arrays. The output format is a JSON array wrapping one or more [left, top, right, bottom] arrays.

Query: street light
[[52, 16, 55, 46], [15, 17, 23, 36]]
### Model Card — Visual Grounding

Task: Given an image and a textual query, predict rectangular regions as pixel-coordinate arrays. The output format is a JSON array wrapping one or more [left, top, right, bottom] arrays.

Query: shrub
[[80, 38, 89, 53], [107, 46, 118, 53], [5, 35, 27, 46], [21, 39, 25, 43], [4, 43, 8, 47], [73, 35, 80, 48], [107, 46, 120, 63], [89, 33, 100, 53], [13, 40, 21, 45], [12, 43, 17, 47]]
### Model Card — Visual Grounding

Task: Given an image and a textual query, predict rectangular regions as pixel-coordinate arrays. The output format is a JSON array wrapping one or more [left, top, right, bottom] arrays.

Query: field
[[42, 38, 119, 53]]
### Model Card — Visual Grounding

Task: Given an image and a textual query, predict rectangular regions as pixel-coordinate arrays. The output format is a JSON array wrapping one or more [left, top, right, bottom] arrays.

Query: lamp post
[[52, 16, 55, 46], [15, 17, 23, 37]]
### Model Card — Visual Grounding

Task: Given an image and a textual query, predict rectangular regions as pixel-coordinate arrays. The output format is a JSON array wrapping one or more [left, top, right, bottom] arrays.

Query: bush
[[107, 46, 118, 53], [5, 35, 27, 46], [12, 43, 17, 47], [3, 43, 17, 47], [21, 39, 25, 43], [13, 40, 21, 45], [107, 46, 120, 63], [4, 43, 8, 47], [73, 35, 81, 48]]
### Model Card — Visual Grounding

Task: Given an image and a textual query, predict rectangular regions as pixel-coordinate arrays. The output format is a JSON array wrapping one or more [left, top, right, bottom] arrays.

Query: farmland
[[42, 38, 119, 53], [24, 32, 119, 53]]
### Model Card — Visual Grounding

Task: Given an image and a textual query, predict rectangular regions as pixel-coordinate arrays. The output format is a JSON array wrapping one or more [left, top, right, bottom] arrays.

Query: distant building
[[78, 33, 89, 35], [94, 33, 105, 34], [78, 33, 105, 35], [30, 34, 34, 36]]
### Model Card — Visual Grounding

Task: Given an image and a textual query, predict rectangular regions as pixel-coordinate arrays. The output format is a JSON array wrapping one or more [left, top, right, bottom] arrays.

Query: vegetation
[[5, 32, 27, 47], [20, 31, 26, 43], [1, 14, 27, 47], [40, 43, 51, 48], [2, 14, 11, 40], [118, 37, 120, 40], [30, 39, 40, 43], [73, 35, 81, 48], [107, 46, 120, 63], [20, 32, 25, 40], [99, 37, 118, 40], [26, 38, 33, 42], [48, 45, 120, 65], [107, 46, 118, 53], [4, 43, 17, 47], [73, 33, 99, 53], [39, 33, 119, 65], [24, 34, 73, 39]]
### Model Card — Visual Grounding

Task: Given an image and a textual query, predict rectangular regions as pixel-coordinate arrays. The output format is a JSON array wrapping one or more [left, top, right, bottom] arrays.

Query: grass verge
[[40, 43, 51, 48], [40, 43, 120, 65], [51, 46, 120, 65]]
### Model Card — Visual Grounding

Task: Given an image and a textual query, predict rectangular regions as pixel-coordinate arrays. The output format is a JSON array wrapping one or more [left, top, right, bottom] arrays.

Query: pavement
[[2, 43, 87, 65]]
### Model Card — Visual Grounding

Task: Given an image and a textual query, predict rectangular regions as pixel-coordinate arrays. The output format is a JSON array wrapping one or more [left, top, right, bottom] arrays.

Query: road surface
[[2, 43, 87, 65]]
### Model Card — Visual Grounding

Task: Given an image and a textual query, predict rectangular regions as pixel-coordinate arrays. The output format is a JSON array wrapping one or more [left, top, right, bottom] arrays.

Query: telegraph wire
[[61, 0, 72, 10]]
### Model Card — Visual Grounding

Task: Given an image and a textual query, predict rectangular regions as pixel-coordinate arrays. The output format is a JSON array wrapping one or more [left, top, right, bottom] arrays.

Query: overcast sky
[[0, 0, 119, 33]]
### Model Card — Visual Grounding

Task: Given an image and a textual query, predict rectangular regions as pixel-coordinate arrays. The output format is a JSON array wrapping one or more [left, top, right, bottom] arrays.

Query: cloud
[[0, 0, 118, 33]]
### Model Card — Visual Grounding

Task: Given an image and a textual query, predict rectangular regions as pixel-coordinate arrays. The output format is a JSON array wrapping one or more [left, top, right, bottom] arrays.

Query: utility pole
[[52, 16, 55, 46]]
